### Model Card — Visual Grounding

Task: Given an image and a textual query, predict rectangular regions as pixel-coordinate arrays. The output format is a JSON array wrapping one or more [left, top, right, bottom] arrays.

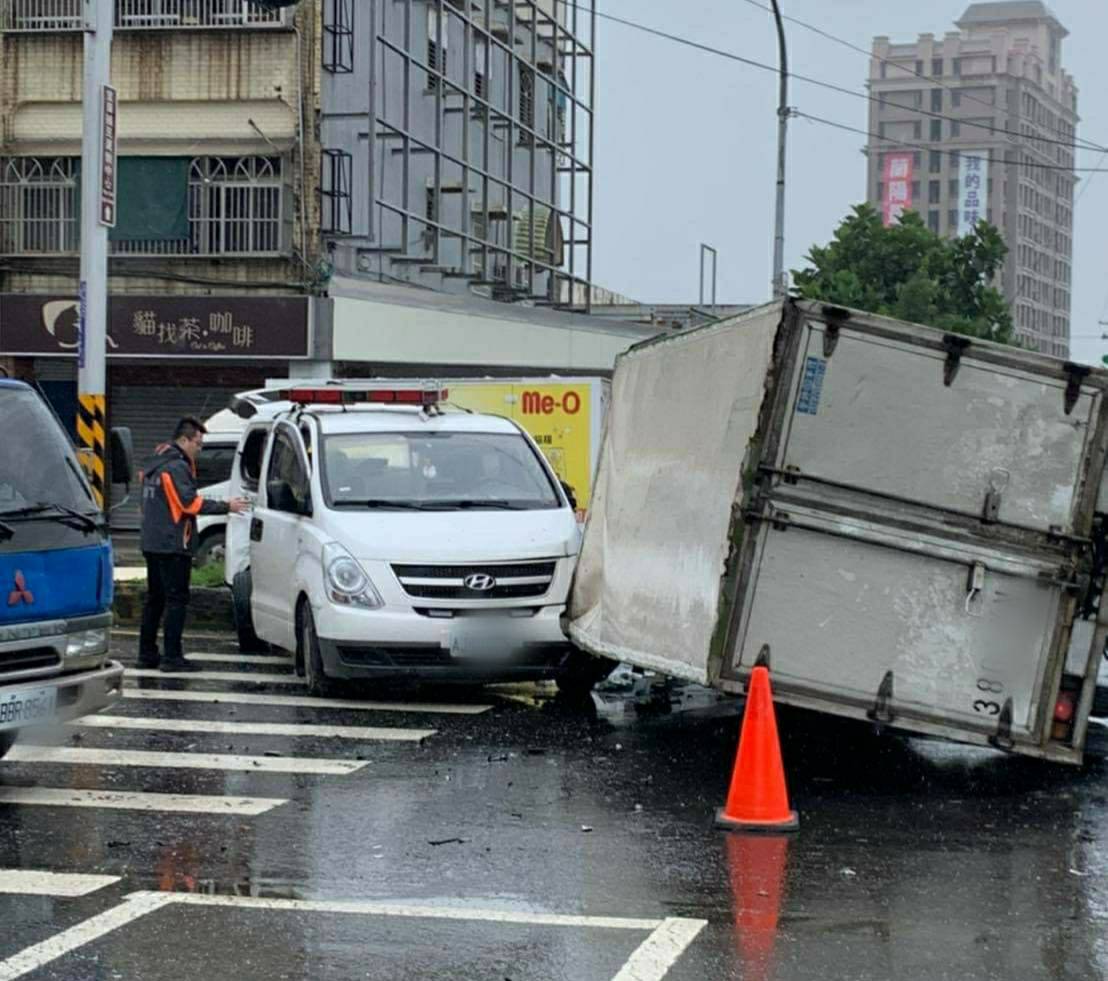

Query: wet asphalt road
[[1, 634, 1107, 980]]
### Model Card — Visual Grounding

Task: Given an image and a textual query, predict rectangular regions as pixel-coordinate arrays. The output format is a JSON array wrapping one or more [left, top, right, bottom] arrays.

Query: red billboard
[[882, 153, 914, 227]]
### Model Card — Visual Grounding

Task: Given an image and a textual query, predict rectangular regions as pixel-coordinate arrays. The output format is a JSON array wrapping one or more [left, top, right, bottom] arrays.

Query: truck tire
[[556, 651, 614, 701], [193, 530, 226, 569], [0, 731, 15, 760], [299, 601, 339, 698], [1094, 685, 1108, 718], [232, 569, 266, 653]]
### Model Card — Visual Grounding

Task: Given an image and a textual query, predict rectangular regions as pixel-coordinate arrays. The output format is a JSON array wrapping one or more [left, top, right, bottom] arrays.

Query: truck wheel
[[1094, 685, 1108, 718], [556, 651, 614, 701], [0, 731, 15, 760], [232, 569, 266, 653], [299, 602, 339, 698], [193, 531, 225, 569]]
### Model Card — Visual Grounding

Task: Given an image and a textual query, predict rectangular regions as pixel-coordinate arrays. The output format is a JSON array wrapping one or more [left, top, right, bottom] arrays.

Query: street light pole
[[769, 0, 789, 299], [77, 0, 115, 510]]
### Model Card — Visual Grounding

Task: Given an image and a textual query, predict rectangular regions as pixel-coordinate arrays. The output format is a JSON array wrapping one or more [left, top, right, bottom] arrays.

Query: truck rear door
[[722, 309, 1107, 760]]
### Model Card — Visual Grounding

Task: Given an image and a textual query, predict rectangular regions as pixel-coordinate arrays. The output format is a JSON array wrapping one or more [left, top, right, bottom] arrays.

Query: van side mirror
[[267, 478, 311, 517], [560, 480, 578, 512], [110, 427, 134, 489]]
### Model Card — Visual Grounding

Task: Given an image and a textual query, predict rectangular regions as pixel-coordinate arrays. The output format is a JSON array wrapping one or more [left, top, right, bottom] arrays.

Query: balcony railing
[[0, 0, 287, 32], [0, 156, 289, 257]]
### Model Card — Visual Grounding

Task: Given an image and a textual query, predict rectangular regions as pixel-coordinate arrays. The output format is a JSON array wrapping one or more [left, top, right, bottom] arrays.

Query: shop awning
[[12, 100, 297, 156]]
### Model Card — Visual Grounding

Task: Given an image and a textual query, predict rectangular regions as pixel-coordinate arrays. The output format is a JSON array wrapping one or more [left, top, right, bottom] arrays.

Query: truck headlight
[[323, 543, 383, 609], [65, 627, 109, 657]]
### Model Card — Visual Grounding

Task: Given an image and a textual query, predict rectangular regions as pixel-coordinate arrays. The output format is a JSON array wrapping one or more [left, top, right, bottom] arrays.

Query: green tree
[[793, 204, 1014, 345]]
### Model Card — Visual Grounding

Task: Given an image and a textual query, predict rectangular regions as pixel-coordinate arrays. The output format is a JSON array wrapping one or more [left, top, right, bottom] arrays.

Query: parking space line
[[0, 892, 174, 981], [0, 870, 120, 898], [185, 653, 294, 667], [127, 668, 304, 685], [0, 787, 285, 815], [71, 715, 435, 742], [6, 745, 367, 776], [123, 687, 492, 715], [613, 917, 709, 981]]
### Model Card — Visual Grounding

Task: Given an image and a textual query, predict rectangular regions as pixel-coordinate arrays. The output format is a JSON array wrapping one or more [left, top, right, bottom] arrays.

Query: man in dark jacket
[[138, 417, 247, 671]]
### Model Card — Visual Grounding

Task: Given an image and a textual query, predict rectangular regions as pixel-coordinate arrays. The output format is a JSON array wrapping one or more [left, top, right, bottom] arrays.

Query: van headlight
[[65, 627, 109, 658], [323, 543, 383, 609]]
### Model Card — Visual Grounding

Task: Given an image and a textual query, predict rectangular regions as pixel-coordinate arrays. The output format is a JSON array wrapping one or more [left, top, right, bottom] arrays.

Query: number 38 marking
[[973, 678, 1004, 716]]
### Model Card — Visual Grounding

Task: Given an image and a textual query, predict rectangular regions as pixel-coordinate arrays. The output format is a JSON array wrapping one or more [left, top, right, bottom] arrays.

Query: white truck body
[[569, 300, 1108, 764]]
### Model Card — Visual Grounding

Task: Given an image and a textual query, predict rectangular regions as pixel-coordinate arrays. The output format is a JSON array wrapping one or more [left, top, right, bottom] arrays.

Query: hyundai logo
[[463, 573, 497, 592]]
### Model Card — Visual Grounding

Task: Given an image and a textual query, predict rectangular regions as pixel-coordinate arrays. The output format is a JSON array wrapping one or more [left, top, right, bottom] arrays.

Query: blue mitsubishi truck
[[0, 376, 128, 758]]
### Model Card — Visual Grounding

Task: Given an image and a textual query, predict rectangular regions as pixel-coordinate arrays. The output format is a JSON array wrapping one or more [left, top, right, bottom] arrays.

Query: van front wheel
[[299, 602, 339, 698], [556, 651, 614, 701]]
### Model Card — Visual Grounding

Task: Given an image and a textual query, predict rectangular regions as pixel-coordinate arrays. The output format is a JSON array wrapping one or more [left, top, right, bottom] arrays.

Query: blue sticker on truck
[[796, 357, 827, 416]]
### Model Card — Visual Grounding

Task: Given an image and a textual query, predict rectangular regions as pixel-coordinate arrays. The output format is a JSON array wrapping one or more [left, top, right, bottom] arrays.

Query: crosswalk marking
[[127, 668, 303, 685], [122, 687, 492, 715], [6, 745, 367, 776], [71, 715, 435, 742], [0, 787, 284, 815], [186, 653, 293, 667], [0, 870, 120, 898]]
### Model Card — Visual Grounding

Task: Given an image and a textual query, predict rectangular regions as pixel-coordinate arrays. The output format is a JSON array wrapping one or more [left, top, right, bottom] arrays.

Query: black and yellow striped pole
[[77, 394, 107, 509], [76, 0, 114, 511]]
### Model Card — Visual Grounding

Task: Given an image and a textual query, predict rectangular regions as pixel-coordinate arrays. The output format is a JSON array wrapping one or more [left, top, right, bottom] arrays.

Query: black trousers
[[139, 552, 193, 663]]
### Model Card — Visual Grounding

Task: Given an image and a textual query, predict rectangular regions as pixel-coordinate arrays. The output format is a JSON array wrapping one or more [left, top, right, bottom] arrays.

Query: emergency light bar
[[278, 383, 449, 408]]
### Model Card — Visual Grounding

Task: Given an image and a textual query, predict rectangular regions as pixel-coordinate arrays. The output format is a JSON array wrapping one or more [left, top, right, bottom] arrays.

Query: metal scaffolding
[[324, 0, 595, 310]]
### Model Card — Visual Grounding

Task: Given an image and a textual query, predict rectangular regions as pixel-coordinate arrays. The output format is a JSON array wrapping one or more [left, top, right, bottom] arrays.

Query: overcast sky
[[589, 0, 1107, 364]]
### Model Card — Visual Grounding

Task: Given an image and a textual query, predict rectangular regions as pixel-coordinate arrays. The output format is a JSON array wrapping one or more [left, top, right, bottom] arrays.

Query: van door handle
[[250, 517, 264, 542]]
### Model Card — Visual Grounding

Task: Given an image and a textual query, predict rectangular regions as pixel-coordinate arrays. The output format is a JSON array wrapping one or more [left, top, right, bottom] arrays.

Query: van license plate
[[449, 623, 517, 660], [0, 685, 57, 731]]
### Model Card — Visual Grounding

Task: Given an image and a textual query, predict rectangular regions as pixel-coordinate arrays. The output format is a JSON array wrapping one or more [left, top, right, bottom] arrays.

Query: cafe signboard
[[0, 294, 311, 359]]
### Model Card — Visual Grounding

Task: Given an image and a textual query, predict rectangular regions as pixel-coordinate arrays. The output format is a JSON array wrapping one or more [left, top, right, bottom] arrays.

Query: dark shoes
[[160, 659, 202, 673], [136, 654, 160, 669]]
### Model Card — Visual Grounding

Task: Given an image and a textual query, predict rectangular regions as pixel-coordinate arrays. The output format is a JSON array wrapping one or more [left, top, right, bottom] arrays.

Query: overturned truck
[[569, 299, 1108, 764]]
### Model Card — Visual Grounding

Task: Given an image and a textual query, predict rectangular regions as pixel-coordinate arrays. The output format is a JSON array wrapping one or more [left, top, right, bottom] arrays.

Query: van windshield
[[0, 386, 96, 516], [322, 432, 561, 511]]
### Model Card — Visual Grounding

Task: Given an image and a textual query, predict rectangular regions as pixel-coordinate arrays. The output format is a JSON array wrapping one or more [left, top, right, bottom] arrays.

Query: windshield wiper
[[0, 503, 100, 531], [438, 499, 528, 511], [333, 499, 438, 511]]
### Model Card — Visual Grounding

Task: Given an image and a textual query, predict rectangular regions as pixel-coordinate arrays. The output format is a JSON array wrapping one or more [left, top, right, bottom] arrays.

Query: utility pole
[[769, 0, 789, 299], [77, 0, 115, 510]]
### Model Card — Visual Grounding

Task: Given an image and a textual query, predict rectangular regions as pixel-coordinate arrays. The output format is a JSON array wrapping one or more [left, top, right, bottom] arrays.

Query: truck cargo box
[[568, 300, 1108, 763]]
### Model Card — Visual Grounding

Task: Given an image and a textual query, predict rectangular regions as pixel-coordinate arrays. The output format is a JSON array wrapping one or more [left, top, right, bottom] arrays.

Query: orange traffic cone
[[716, 665, 799, 832]]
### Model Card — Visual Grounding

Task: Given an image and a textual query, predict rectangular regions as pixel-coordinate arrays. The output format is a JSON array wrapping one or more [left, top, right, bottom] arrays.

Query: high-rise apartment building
[[867, 2, 1077, 356]]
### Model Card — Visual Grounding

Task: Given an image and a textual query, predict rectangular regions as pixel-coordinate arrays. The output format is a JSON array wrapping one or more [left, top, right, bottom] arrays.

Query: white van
[[223, 381, 610, 695]]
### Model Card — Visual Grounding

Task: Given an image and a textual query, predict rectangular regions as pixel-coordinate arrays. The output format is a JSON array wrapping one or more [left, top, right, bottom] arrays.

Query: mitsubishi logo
[[463, 573, 497, 592], [7, 571, 34, 607]]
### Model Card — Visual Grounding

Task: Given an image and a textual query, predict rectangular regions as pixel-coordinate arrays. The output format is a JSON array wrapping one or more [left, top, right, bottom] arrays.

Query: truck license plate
[[0, 685, 57, 731], [449, 622, 518, 660]]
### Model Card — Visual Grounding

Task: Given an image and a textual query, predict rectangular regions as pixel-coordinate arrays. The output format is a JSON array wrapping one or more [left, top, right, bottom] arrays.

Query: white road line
[[122, 687, 492, 715], [0, 892, 174, 981], [186, 653, 293, 667], [0, 892, 704, 981], [0, 870, 120, 898], [127, 669, 303, 685], [0, 787, 284, 815], [71, 715, 435, 742], [6, 745, 367, 776], [612, 917, 708, 981], [144, 891, 666, 930]]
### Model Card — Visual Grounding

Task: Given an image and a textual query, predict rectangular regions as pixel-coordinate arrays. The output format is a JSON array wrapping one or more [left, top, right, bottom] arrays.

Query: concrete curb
[[113, 580, 233, 629]]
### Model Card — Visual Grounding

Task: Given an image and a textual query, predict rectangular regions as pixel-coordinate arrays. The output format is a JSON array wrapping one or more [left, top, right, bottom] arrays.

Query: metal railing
[[0, 155, 287, 257], [0, 0, 286, 32]]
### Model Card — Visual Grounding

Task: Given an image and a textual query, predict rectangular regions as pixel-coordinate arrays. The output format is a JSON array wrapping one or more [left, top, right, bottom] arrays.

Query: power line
[[578, 1, 1098, 158], [793, 110, 1108, 174], [736, 0, 1098, 153]]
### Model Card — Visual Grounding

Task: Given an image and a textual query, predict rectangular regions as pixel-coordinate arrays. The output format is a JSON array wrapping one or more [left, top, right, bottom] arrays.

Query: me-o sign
[[99, 85, 118, 227]]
